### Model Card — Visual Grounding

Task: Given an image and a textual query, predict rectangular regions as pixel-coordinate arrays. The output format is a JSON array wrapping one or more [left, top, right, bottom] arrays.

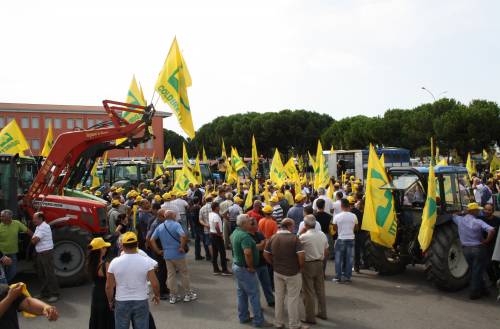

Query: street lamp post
[[421, 87, 447, 102]]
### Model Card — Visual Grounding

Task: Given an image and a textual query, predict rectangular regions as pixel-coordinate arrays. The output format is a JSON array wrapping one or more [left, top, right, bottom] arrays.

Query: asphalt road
[[17, 253, 500, 329]]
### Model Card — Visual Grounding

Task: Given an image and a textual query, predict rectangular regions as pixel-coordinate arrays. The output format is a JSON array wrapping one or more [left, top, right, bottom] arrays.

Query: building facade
[[0, 102, 169, 158]]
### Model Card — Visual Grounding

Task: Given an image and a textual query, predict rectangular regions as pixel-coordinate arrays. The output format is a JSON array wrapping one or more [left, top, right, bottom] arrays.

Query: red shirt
[[247, 209, 263, 223]]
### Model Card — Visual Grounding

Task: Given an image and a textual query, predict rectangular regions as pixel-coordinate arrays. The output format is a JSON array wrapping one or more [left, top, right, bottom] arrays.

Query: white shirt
[[161, 201, 181, 220], [312, 195, 334, 214], [108, 253, 157, 301], [332, 200, 342, 216], [33, 222, 54, 253], [297, 221, 321, 235], [473, 184, 484, 203], [208, 212, 222, 234], [332, 211, 358, 240], [173, 198, 189, 216], [299, 229, 328, 261]]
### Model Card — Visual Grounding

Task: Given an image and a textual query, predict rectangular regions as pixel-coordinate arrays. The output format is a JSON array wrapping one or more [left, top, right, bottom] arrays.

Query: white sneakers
[[169, 291, 198, 304]]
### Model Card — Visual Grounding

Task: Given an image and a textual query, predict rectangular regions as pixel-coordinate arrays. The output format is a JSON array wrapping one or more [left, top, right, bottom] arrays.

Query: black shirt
[[251, 231, 267, 268], [0, 284, 26, 329], [191, 204, 202, 229], [351, 208, 363, 230], [315, 211, 332, 236]]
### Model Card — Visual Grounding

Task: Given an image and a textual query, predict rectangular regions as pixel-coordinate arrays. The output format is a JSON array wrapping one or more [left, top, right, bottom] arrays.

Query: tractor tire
[[364, 238, 406, 275], [425, 223, 469, 291], [52, 226, 91, 287]]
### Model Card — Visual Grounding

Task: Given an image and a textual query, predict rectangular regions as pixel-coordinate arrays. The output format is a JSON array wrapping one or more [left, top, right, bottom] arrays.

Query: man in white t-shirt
[[173, 193, 189, 234], [332, 191, 343, 217], [106, 231, 160, 329], [31, 212, 59, 302], [208, 202, 231, 275], [312, 187, 334, 215], [332, 198, 358, 283]]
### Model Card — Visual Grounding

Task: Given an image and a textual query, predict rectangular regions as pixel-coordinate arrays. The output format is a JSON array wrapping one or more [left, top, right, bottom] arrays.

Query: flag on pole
[[0, 119, 30, 155], [270, 149, 286, 187], [194, 154, 202, 184], [202, 146, 208, 163], [40, 122, 54, 157], [117, 75, 147, 145], [163, 149, 175, 167], [90, 158, 101, 189], [221, 139, 227, 159], [155, 164, 164, 177], [418, 161, 437, 251], [251, 135, 259, 178], [297, 155, 304, 172], [466, 152, 475, 179], [182, 143, 192, 169], [231, 147, 246, 172], [361, 145, 398, 248], [284, 158, 299, 182], [314, 141, 329, 189], [482, 149, 489, 161], [490, 155, 500, 173], [155, 37, 195, 139], [244, 183, 254, 210]]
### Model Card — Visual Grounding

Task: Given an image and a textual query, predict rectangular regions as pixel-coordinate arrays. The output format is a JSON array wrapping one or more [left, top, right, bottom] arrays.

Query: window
[[21, 117, 29, 128], [67, 119, 74, 129], [87, 119, 95, 128], [31, 139, 40, 150], [45, 118, 52, 129], [96, 120, 103, 125], [31, 117, 39, 129], [54, 118, 62, 129], [0, 117, 4, 128], [75, 119, 83, 129]]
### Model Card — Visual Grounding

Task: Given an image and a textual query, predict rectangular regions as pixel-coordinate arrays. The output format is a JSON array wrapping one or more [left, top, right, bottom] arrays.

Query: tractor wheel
[[52, 226, 91, 287], [364, 238, 406, 275], [425, 223, 469, 291]]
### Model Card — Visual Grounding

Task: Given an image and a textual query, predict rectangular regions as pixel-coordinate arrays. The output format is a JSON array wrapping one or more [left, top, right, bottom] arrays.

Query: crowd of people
[[0, 167, 499, 329]]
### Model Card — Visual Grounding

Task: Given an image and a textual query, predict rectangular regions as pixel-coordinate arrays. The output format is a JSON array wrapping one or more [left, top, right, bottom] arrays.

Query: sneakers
[[332, 278, 342, 283], [213, 271, 222, 275], [221, 271, 233, 276], [183, 291, 198, 302], [169, 295, 181, 304]]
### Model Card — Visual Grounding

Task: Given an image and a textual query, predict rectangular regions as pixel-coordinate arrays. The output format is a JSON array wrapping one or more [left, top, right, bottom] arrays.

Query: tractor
[[364, 166, 472, 291]]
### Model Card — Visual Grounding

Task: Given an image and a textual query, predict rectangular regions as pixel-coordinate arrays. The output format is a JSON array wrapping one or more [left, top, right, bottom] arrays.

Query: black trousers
[[211, 234, 227, 272]]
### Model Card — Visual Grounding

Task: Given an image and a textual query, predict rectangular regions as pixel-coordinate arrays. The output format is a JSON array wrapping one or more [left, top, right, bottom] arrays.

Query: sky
[[1, 0, 499, 136]]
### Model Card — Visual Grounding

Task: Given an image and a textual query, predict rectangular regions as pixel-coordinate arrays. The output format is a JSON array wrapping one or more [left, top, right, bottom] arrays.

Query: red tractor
[[1, 100, 156, 286]]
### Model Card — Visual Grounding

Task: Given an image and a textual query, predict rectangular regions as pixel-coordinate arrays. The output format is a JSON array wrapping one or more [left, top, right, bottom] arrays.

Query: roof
[[0, 102, 171, 118]]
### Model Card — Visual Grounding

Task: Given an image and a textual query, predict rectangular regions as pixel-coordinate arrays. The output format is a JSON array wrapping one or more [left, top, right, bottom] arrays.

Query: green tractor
[[364, 166, 472, 291]]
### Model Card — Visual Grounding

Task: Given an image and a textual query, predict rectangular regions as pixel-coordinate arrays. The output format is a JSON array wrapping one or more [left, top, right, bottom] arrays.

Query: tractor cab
[[102, 160, 153, 190]]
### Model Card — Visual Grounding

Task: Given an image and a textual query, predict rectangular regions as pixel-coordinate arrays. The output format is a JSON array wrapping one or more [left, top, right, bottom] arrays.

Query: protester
[[220, 193, 234, 249], [0, 210, 32, 283], [150, 210, 197, 304], [312, 187, 334, 215], [332, 198, 358, 283], [108, 200, 122, 234], [230, 214, 272, 327], [0, 283, 58, 328], [209, 202, 231, 275], [31, 212, 59, 302], [287, 193, 305, 234], [145, 208, 169, 300], [0, 252, 11, 284], [106, 232, 160, 329], [264, 218, 307, 329], [191, 197, 210, 261], [332, 191, 343, 216], [480, 203, 500, 282], [247, 200, 264, 223], [258, 205, 278, 239], [228, 196, 244, 234], [299, 215, 328, 323], [313, 198, 334, 272], [87, 237, 114, 329], [199, 194, 214, 261], [453, 203, 496, 299], [270, 195, 284, 224], [173, 192, 189, 235], [349, 195, 365, 273]]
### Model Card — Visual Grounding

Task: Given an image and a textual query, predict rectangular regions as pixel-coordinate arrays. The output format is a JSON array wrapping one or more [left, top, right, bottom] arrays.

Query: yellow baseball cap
[[347, 196, 356, 204], [162, 192, 172, 201], [122, 231, 138, 244], [154, 195, 162, 202], [111, 199, 121, 206], [88, 237, 111, 251], [234, 196, 243, 203], [263, 205, 274, 214], [467, 202, 483, 211], [94, 191, 102, 196], [116, 187, 124, 193], [135, 196, 143, 203], [295, 193, 305, 202]]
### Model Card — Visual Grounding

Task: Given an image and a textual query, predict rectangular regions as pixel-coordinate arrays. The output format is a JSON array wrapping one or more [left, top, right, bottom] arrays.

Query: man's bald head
[[165, 210, 177, 220]]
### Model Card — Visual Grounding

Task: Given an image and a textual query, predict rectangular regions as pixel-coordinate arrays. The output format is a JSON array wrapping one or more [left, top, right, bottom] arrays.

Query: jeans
[[194, 226, 210, 259], [179, 214, 188, 236], [335, 239, 354, 280], [256, 266, 275, 305], [0, 265, 6, 284], [114, 299, 149, 329], [232, 264, 264, 326], [5, 253, 17, 283], [463, 245, 488, 296]]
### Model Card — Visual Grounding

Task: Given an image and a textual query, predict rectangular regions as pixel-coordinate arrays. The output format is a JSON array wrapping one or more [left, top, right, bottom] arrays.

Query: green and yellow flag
[[155, 38, 195, 139], [284, 158, 299, 182], [40, 122, 54, 157], [172, 167, 197, 193], [194, 154, 202, 184], [202, 146, 208, 163], [466, 152, 475, 179], [418, 163, 437, 251], [482, 149, 489, 161], [117, 75, 147, 145], [270, 149, 286, 187], [245, 183, 254, 210], [155, 164, 164, 177], [221, 139, 227, 159], [361, 144, 398, 248], [251, 135, 259, 178], [90, 158, 101, 189], [490, 155, 500, 173], [436, 158, 448, 166], [314, 141, 329, 189], [231, 147, 245, 172], [163, 149, 174, 167], [0, 119, 30, 155], [297, 155, 304, 172], [182, 143, 192, 169]]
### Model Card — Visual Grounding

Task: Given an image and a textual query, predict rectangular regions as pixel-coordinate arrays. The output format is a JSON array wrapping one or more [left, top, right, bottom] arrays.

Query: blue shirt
[[452, 214, 494, 247], [287, 204, 304, 233], [151, 220, 186, 260]]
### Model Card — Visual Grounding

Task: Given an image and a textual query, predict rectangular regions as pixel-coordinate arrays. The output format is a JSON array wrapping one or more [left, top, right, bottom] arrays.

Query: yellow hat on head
[[355, 179, 361, 184], [111, 199, 121, 206], [95, 191, 102, 196], [142, 188, 148, 193], [210, 191, 218, 197], [277, 192, 284, 200], [154, 195, 162, 202], [162, 192, 172, 201], [122, 231, 138, 244], [295, 193, 305, 202], [467, 202, 483, 211], [116, 187, 124, 193], [242, 184, 248, 189], [234, 196, 243, 203], [334, 182, 340, 187], [135, 195, 143, 203], [350, 176, 355, 181], [347, 196, 356, 204], [88, 237, 111, 251], [263, 205, 274, 214]]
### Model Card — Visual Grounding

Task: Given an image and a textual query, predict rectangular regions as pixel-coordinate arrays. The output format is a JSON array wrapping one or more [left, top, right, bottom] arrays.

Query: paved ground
[[17, 253, 500, 329]]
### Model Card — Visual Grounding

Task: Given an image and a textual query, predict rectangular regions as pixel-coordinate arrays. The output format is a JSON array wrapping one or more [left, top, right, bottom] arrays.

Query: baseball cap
[[467, 202, 483, 211], [88, 237, 111, 251], [295, 193, 305, 202], [122, 231, 138, 244], [263, 205, 274, 214]]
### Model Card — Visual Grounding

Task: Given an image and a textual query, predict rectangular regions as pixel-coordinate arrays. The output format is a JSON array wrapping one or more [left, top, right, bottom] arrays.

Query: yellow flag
[[102, 151, 108, 168], [255, 180, 260, 195], [361, 145, 397, 248], [202, 146, 208, 162], [194, 154, 202, 184], [327, 180, 334, 199], [163, 149, 174, 167], [0, 119, 30, 155], [284, 158, 299, 181], [330, 146, 334, 154], [155, 164, 164, 177], [221, 139, 227, 159], [314, 141, 329, 189], [295, 180, 302, 198], [490, 155, 500, 173], [225, 156, 238, 184], [117, 75, 147, 145], [297, 155, 304, 172], [155, 38, 195, 139], [270, 149, 286, 187], [231, 147, 246, 172], [251, 135, 259, 178], [483, 149, 489, 161], [90, 158, 101, 189], [308, 151, 316, 177], [245, 183, 254, 210], [182, 143, 192, 169], [436, 158, 448, 166], [40, 122, 54, 157], [466, 152, 475, 179], [418, 163, 437, 251], [172, 167, 197, 193], [263, 185, 270, 204]]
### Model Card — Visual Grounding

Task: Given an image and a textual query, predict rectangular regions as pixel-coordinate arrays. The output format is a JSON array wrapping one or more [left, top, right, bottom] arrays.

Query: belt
[[37, 249, 53, 255], [305, 259, 323, 262]]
